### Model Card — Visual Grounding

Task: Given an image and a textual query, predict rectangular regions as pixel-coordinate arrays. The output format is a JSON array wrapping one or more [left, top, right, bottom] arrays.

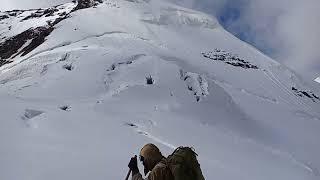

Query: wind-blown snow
[[0, 1, 320, 180]]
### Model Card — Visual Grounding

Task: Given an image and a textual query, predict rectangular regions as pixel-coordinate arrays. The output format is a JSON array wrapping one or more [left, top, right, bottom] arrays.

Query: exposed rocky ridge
[[73, 0, 103, 10], [0, 0, 103, 67], [0, 58, 12, 67], [292, 87, 320, 102], [0, 26, 54, 60], [0, 14, 9, 21], [202, 49, 259, 69], [21, 7, 62, 21]]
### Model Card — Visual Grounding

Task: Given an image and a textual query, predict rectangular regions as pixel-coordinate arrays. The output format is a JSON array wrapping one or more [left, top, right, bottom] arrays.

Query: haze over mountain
[[0, 1, 319, 180]]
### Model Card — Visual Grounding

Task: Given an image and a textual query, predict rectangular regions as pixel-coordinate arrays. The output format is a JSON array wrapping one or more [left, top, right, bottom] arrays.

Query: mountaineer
[[127, 143, 205, 180]]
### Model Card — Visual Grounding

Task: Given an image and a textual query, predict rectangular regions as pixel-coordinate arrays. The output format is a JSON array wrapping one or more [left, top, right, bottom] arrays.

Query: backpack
[[166, 147, 205, 180]]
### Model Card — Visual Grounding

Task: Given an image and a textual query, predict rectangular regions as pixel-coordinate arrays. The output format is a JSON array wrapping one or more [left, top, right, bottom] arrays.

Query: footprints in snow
[[125, 122, 150, 138], [125, 122, 138, 128], [125, 120, 152, 137], [124, 121, 176, 149], [59, 105, 72, 111]]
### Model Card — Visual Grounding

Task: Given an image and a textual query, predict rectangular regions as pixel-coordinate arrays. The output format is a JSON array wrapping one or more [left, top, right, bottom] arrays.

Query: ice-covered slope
[[1, 0, 320, 180]]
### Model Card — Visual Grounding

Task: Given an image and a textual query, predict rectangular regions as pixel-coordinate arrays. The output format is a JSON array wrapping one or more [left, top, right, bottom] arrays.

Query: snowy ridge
[[315, 77, 320, 83], [0, 1, 320, 180]]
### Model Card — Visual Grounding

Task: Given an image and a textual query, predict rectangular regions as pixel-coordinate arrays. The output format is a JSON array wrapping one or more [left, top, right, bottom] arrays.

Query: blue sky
[[217, 1, 277, 57]]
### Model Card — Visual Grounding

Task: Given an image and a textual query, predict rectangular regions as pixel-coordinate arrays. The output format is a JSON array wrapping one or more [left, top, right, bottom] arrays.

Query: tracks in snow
[[263, 69, 318, 116], [124, 121, 176, 150]]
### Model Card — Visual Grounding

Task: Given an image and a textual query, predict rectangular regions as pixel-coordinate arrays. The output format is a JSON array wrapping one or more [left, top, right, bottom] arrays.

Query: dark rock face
[[18, 26, 55, 57], [292, 87, 320, 102], [0, 59, 12, 67], [0, 5, 72, 67], [0, 26, 54, 60], [202, 49, 259, 69], [5, 10, 25, 17], [0, 10, 69, 65], [0, 15, 9, 21], [0, 0, 103, 67], [22, 8, 60, 21], [73, 0, 103, 10]]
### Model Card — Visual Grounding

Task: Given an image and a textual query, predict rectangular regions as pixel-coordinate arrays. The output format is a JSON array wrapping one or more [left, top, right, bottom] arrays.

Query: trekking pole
[[125, 169, 131, 180]]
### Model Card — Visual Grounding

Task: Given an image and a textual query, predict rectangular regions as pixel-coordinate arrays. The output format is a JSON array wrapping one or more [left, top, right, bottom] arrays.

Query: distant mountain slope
[[0, 0, 71, 11], [315, 77, 320, 83], [0, 1, 319, 180]]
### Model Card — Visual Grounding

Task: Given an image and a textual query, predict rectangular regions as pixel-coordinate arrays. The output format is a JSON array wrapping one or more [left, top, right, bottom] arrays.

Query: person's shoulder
[[154, 158, 169, 170], [149, 159, 173, 180]]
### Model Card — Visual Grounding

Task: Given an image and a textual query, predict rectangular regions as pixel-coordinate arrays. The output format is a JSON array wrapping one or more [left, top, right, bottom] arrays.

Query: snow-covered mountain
[[1, 0, 320, 180], [0, 0, 71, 11], [315, 77, 320, 83]]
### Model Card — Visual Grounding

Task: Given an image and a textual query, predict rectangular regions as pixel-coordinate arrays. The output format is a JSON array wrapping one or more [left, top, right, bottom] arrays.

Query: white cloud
[[169, 0, 320, 80], [239, 0, 320, 80]]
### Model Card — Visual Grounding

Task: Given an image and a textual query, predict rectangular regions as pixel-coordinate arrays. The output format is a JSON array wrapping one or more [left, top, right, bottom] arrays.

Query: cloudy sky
[[0, 0, 69, 10], [172, 0, 320, 81], [1, 0, 319, 81]]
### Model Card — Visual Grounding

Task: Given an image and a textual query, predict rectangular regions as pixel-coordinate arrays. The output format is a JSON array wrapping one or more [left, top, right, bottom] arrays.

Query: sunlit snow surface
[[0, 1, 320, 180], [315, 77, 320, 83]]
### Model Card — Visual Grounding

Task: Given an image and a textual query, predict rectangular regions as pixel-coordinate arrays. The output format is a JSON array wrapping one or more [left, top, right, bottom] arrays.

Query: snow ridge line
[[0, 31, 151, 73], [137, 129, 177, 150]]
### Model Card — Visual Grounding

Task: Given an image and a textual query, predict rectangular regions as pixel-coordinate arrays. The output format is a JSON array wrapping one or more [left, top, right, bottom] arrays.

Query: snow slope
[[0, 0, 320, 180], [0, 0, 71, 11], [315, 77, 320, 83]]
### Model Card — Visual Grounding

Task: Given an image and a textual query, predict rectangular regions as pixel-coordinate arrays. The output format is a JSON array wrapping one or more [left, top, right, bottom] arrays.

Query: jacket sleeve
[[131, 168, 162, 180], [132, 172, 148, 180], [132, 162, 172, 180]]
